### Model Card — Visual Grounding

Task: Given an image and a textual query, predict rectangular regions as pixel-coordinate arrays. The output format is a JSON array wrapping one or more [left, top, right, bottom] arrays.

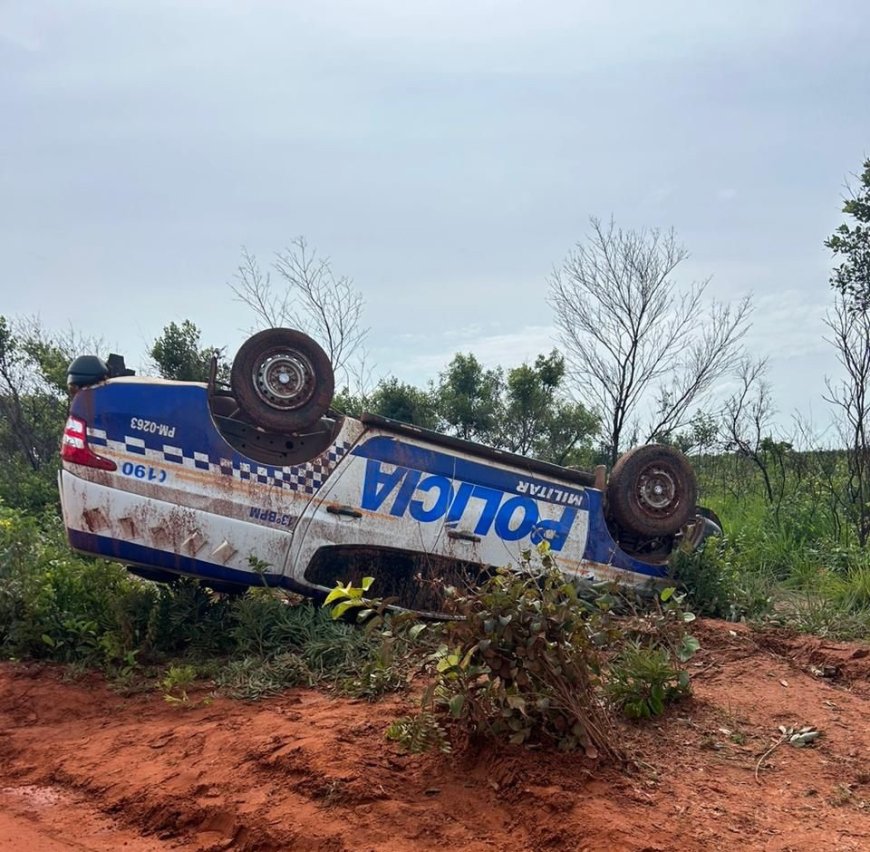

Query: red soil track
[[1, 620, 868, 851]]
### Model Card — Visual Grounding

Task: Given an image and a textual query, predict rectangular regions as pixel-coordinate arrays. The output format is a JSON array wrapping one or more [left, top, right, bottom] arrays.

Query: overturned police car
[[59, 328, 718, 614]]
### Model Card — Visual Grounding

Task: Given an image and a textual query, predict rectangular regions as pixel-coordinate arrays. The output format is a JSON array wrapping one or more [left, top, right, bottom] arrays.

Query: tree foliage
[[499, 351, 598, 465], [332, 350, 598, 465], [150, 320, 227, 383], [826, 158, 870, 310], [0, 316, 91, 510], [433, 352, 598, 464], [368, 377, 439, 429], [435, 353, 504, 443]]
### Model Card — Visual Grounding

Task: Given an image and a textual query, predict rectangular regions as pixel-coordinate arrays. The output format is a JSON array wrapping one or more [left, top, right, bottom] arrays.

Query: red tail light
[[61, 416, 117, 471]]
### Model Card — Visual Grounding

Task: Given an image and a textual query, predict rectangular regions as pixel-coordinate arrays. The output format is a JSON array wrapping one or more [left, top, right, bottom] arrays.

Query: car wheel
[[230, 328, 334, 433], [695, 505, 723, 531], [607, 444, 697, 538]]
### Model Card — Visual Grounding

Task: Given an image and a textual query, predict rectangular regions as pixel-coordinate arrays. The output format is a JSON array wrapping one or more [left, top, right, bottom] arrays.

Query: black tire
[[230, 328, 334, 433], [696, 505, 724, 534], [607, 444, 698, 538]]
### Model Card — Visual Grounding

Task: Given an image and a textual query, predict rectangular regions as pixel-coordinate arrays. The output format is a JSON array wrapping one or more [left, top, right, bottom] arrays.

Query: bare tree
[[791, 413, 845, 542], [549, 218, 751, 465], [230, 238, 369, 380], [722, 357, 782, 505], [824, 294, 870, 545]]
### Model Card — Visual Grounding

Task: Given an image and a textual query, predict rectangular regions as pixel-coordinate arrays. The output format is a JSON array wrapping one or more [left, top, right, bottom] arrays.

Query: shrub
[[143, 580, 234, 659], [230, 591, 376, 680], [606, 642, 690, 719], [417, 554, 621, 760], [0, 505, 392, 707], [669, 535, 773, 621], [386, 713, 451, 754], [0, 506, 142, 666], [325, 547, 703, 756]]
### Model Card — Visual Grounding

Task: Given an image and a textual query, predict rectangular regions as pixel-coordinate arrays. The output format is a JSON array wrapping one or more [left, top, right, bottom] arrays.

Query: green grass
[[0, 503, 388, 692], [687, 458, 870, 640], [3, 444, 869, 707]]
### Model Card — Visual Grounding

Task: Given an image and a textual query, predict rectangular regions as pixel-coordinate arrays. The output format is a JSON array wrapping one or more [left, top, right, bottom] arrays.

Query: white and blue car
[[59, 329, 717, 613]]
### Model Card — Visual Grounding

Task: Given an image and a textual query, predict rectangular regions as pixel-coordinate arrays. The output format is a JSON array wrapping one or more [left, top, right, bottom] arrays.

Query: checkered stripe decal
[[88, 428, 352, 494]]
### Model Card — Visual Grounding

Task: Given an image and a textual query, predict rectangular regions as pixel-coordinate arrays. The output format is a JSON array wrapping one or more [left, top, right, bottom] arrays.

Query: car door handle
[[447, 529, 481, 543], [326, 504, 362, 519]]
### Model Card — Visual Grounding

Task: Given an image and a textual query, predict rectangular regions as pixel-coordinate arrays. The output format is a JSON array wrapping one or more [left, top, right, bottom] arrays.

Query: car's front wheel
[[606, 444, 697, 538]]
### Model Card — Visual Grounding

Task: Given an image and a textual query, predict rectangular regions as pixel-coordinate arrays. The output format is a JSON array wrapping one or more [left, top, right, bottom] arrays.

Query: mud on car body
[[59, 329, 719, 614]]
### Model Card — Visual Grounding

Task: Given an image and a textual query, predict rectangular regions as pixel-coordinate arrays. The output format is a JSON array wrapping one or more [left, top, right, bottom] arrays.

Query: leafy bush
[[230, 590, 378, 685], [429, 562, 618, 758], [0, 457, 61, 514], [326, 547, 702, 756], [606, 642, 690, 719], [143, 580, 234, 658], [668, 535, 773, 621], [0, 507, 143, 666], [329, 552, 636, 757], [668, 508, 869, 640]]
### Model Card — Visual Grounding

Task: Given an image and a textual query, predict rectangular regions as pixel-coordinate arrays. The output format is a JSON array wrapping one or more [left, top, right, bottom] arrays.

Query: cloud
[[746, 290, 830, 359], [0, 5, 42, 52], [375, 324, 557, 384]]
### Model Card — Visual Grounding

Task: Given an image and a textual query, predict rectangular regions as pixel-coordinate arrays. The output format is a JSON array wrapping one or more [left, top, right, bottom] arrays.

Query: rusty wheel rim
[[253, 350, 316, 410], [635, 464, 679, 517]]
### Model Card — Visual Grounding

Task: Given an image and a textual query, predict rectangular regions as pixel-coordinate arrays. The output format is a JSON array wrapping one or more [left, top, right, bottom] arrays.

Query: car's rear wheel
[[230, 328, 334, 433], [607, 444, 697, 538]]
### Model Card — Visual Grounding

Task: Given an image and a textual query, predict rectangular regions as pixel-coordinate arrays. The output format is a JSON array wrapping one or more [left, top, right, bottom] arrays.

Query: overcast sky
[[2, 0, 868, 433]]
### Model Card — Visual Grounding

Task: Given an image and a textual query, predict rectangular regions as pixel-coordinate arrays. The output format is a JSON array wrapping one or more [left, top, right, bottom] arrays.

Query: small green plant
[[339, 640, 408, 699], [216, 653, 311, 700], [160, 664, 198, 704], [232, 591, 375, 680], [323, 576, 378, 621], [653, 586, 701, 662], [668, 535, 773, 621], [386, 713, 451, 754], [604, 586, 699, 719], [323, 576, 428, 699], [606, 642, 691, 719]]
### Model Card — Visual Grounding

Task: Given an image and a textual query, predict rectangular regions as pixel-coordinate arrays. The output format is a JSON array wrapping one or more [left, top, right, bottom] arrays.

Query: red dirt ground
[[1, 620, 868, 851]]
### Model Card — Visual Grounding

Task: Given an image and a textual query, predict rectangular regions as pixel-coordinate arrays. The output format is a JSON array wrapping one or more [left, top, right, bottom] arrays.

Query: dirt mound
[[752, 628, 870, 688], [1, 620, 868, 851]]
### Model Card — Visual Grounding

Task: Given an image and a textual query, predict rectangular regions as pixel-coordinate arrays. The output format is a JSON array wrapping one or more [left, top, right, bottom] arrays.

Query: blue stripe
[[66, 529, 291, 589]]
